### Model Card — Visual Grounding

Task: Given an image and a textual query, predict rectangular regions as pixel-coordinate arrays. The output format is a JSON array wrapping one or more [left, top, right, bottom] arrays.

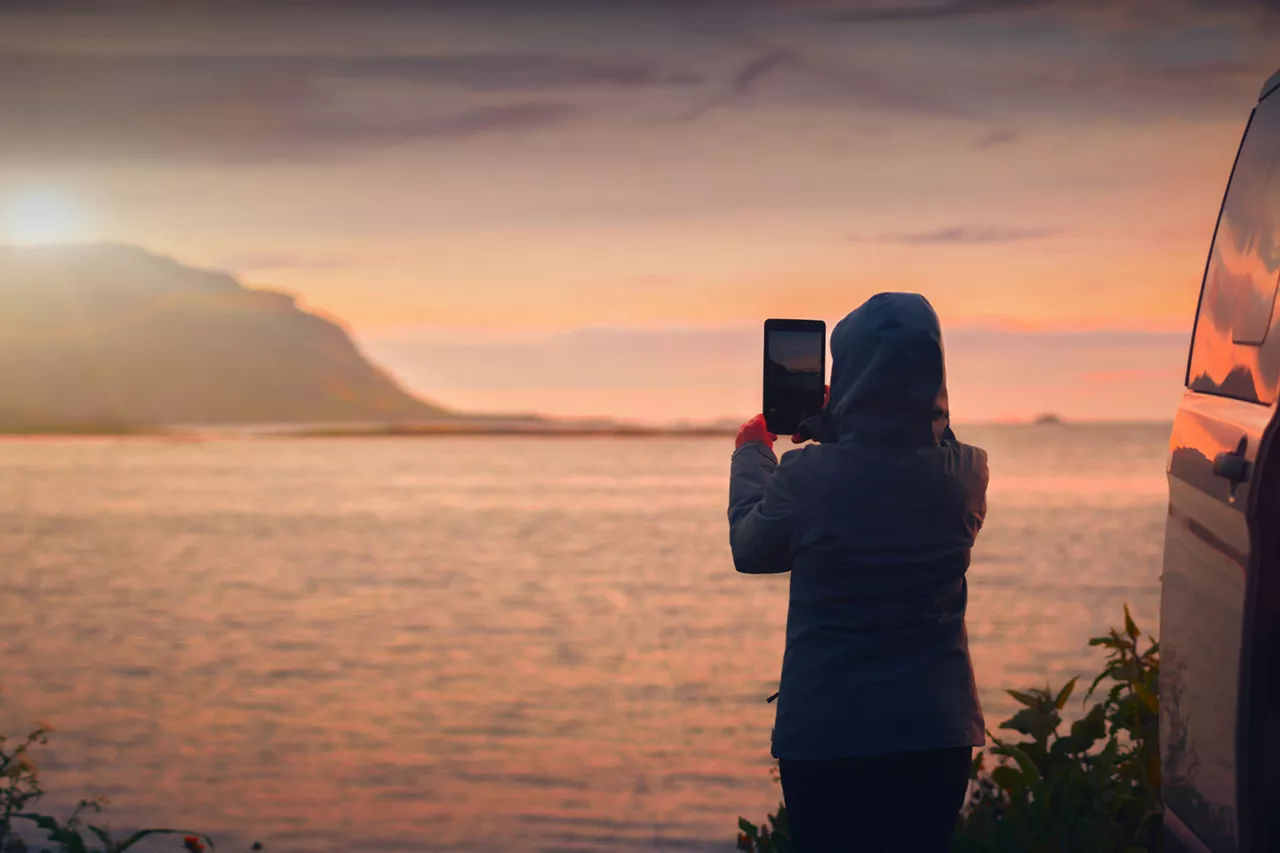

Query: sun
[[2, 188, 88, 245]]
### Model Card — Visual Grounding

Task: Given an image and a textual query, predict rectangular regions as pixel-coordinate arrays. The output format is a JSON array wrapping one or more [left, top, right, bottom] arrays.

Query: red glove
[[735, 414, 776, 450]]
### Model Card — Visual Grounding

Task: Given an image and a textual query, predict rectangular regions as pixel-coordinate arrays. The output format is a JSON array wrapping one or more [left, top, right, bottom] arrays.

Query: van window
[[1188, 97, 1280, 403]]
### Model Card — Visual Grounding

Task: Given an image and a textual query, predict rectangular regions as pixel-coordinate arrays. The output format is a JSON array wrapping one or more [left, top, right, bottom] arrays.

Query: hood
[[806, 292, 950, 445]]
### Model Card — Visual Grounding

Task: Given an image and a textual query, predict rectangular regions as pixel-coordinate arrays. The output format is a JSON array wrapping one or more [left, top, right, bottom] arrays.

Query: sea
[[0, 424, 1169, 852]]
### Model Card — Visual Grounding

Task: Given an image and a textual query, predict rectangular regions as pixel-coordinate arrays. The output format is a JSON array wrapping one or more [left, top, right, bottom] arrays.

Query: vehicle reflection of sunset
[[1186, 95, 1280, 405], [1169, 406, 1223, 456], [1188, 260, 1277, 403]]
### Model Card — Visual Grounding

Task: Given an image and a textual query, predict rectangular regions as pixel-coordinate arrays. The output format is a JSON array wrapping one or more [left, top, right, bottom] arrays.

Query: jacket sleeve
[[728, 442, 801, 574], [969, 445, 990, 534], [945, 436, 989, 536]]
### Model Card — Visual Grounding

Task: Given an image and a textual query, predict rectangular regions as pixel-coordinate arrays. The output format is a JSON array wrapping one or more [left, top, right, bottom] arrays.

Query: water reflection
[[0, 430, 1166, 852]]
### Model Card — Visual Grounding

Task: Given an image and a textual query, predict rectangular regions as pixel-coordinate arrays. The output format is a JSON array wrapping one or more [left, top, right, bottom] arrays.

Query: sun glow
[[2, 188, 88, 245]]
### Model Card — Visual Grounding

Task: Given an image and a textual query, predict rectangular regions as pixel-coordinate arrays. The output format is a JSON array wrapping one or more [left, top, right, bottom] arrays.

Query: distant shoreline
[[0, 421, 739, 439], [0, 419, 1174, 439], [287, 424, 739, 438]]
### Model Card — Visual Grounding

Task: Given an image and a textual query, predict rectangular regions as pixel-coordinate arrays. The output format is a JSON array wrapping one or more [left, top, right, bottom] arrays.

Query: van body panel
[[1237, 417, 1280, 853], [1163, 394, 1269, 852], [1162, 70, 1280, 852]]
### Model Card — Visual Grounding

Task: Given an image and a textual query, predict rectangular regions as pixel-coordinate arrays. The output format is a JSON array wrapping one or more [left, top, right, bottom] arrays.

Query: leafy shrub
[[0, 691, 244, 853], [737, 605, 1160, 853]]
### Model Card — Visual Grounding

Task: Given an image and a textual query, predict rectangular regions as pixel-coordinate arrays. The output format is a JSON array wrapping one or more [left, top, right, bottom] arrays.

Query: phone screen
[[763, 319, 826, 436]]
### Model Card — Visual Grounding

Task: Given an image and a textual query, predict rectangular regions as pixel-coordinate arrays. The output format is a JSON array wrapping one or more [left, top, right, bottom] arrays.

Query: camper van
[[1161, 69, 1280, 853]]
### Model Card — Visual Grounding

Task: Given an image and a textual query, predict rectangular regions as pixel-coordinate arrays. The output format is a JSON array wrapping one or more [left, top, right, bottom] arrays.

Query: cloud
[[855, 226, 1057, 245], [728, 49, 801, 97], [822, 0, 1053, 23], [405, 102, 581, 139], [1055, 0, 1280, 30], [693, 3, 1280, 122], [0, 43, 704, 92], [814, 0, 1280, 26], [1049, 59, 1276, 101], [4, 96, 581, 163], [975, 128, 1018, 149], [0, 49, 596, 162], [2, 2, 1274, 165], [683, 22, 1274, 128], [683, 46, 965, 121]]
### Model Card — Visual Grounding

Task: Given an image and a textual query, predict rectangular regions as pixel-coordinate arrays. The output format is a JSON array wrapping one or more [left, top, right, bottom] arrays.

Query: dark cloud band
[[855, 226, 1058, 245]]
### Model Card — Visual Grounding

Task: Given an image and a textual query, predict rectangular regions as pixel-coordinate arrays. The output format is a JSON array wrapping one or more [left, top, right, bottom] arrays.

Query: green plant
[[958, 605, 1160, 853], [736, 605, 1161, 853], [0, 690, 232, 853], [737, 802, 790, 853], [738, 755, 791, 852]]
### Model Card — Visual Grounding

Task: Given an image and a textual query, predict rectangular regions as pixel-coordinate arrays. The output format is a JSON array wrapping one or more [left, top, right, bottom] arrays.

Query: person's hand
[[791, 385, 831, 444], [735, 414, 776, 450]]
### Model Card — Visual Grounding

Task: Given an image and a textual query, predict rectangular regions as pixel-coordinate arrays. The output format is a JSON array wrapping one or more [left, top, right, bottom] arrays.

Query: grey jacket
[[729, 293, 988, 761]]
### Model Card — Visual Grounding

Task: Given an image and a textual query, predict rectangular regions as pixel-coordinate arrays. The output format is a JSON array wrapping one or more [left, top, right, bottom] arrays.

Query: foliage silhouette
[[737, 605, 1161, 853]]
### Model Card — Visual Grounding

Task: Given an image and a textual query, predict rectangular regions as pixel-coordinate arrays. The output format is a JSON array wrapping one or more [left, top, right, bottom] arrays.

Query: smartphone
[[763, 318, 827, 436]]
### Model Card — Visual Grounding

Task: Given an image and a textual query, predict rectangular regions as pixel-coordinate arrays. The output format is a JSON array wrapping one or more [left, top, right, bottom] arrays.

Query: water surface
[[0, 425, 1168, 851]]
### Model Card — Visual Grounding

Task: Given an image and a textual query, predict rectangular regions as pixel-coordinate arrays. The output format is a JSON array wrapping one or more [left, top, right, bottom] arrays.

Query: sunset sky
[[2, 1, 1279, 422]]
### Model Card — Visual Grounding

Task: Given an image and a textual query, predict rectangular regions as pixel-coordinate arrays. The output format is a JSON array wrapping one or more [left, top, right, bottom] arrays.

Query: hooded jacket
[[728, 293, 988, 760]]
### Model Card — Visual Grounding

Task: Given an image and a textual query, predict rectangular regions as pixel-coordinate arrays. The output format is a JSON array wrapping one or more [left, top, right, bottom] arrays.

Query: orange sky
[[1, 2, 1277, 421]]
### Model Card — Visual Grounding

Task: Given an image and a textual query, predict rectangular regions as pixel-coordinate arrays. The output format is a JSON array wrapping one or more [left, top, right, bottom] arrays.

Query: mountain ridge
[[0, 243, 451, 428]]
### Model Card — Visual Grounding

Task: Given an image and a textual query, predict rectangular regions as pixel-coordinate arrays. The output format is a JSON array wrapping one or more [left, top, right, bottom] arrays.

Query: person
[[728, 293, 988, 853]]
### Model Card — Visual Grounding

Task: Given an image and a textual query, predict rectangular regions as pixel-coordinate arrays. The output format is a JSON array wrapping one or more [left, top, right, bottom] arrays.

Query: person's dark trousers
[[778, 747, 972, 853]]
